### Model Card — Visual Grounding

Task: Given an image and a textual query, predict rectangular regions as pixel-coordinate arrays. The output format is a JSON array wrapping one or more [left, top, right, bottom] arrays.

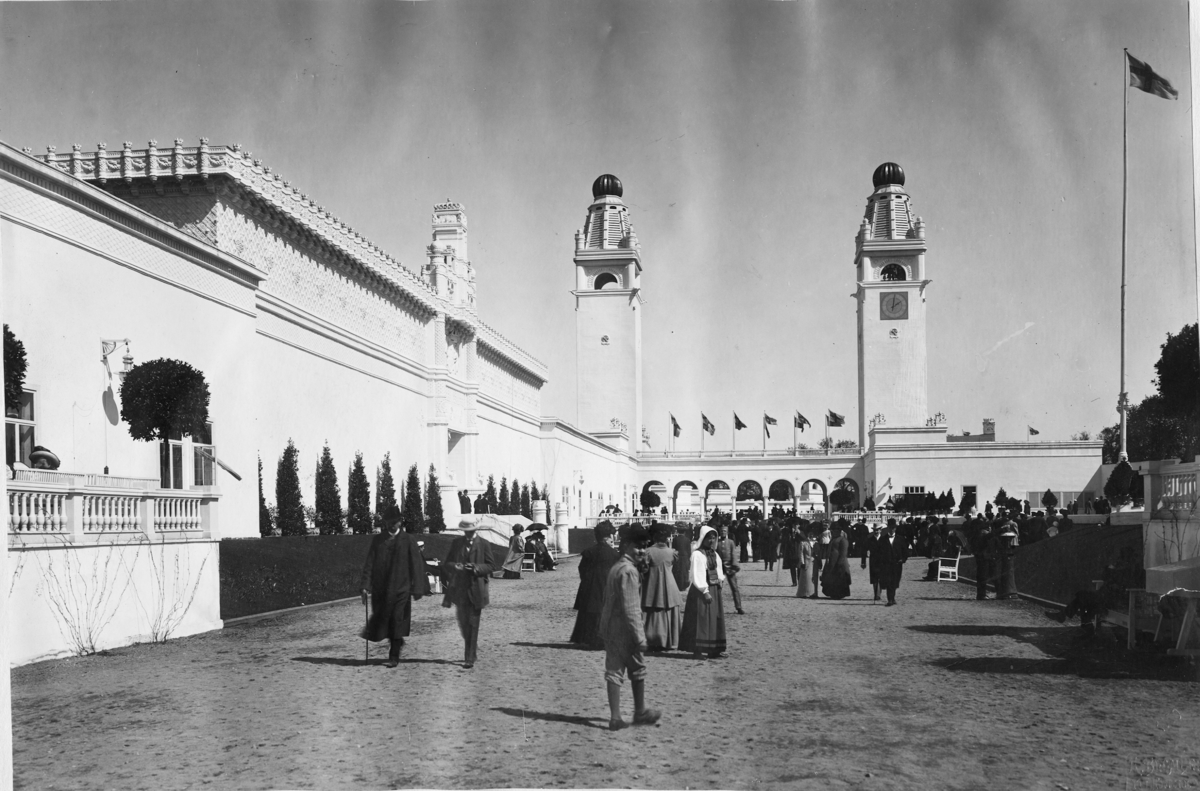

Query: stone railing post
[[140, 491, 156, 540], [65, 487, 84, 544], [200, 493, 219, 539]]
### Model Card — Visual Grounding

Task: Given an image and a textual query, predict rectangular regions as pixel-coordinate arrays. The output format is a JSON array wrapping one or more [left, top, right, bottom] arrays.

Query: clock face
[[880, 291, 908, 320]]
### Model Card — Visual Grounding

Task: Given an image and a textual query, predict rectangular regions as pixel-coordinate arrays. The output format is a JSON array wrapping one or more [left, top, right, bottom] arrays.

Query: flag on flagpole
[[764, 413, 777, 438], [794, 412, 811, 432], [670, 413, 681, 438], [826, 410, 846, 428], [702, 413, 716, 435], [1028, 426, 1040, 436], [733, 413, 747, 430], [1127, 52, 1178, 100]]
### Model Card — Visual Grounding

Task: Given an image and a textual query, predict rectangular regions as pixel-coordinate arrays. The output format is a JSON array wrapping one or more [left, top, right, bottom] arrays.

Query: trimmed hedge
[[959, 523, 1143, 605], [220, 533, 506, 620]]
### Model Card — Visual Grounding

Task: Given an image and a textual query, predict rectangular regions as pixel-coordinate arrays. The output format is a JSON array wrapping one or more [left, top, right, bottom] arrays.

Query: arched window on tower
[[880, 263, 907, 282], [594, 272, 620, 290]]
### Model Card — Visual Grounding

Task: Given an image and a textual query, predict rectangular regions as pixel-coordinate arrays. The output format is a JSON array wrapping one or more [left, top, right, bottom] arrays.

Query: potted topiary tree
[[119, 358, 209, 485]]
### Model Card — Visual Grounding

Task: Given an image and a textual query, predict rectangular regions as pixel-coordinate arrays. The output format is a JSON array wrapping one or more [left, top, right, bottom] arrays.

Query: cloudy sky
[[2, 0, 1193, 449]]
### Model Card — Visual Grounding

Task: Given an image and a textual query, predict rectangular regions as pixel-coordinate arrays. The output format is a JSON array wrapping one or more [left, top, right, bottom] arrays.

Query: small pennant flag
[[734, 413, 747, 431], [1128, 52, 1178, 100], [1028, 426, 1040, 436], [794, 412, 811, 432], [764, 413, 777, 438], [826, 410, 846, 428], [670, 413, 681, 438], [702, 413, 716, 435]]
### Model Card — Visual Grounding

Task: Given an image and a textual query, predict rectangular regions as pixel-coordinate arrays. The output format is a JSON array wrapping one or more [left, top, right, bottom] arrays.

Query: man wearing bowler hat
[[360, 504, 427, 667], [441, 518, 496, 668]]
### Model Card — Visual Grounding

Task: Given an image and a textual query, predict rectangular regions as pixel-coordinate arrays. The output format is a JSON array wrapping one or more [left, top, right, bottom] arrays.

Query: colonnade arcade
[[640, 475, 862, 519]]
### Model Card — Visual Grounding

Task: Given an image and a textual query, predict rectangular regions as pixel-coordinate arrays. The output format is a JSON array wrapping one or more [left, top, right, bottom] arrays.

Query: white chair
[[937, 556, 959, 582]]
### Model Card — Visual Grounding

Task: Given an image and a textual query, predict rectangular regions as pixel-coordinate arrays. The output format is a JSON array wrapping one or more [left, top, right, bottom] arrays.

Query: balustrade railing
[[640, 447, 861, 460], [7, 476, 218, 542]]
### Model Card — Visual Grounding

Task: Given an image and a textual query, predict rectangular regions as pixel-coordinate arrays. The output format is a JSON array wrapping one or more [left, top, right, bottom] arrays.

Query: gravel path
[[12, 557, 1200, 790]]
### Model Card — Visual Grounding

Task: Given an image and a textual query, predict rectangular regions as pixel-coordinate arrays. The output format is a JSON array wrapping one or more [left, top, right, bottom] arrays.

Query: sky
[[1, 0, 1194, 450]]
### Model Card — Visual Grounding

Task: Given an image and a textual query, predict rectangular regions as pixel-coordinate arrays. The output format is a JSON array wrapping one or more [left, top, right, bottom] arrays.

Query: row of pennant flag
[[668, 410, 845, 439]]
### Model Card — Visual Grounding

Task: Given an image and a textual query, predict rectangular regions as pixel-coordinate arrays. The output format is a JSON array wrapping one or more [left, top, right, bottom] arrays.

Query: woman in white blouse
[[679, 525, 727, 659]]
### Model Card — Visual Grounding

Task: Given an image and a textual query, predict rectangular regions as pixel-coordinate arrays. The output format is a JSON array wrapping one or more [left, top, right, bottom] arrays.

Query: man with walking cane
[[360, 504, 428, 667]]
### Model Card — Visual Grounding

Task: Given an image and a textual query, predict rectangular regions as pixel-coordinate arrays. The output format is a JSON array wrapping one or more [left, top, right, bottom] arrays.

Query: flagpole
[[825, 415, 830, 456], [1119, 47, 1130, 463], [701, 416, 705, 455], [732, 414, 736, 453]]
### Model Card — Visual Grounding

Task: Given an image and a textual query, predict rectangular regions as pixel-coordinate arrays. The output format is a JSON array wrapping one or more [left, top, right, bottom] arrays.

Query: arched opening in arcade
[[768, 479, 795, 518], [798, 479, 828, 514], [831, 478, 860, 512], [735, 480, 765, 521], [673, 480, 700, 517], [640, 480, 666, 516], [704, 480, 731, 516]]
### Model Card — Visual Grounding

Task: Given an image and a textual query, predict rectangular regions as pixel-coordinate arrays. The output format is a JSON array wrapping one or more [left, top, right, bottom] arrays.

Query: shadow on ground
[[490, 707, 608, 730], [292, 656, 460, 667], [912, 623, 1199, 682]]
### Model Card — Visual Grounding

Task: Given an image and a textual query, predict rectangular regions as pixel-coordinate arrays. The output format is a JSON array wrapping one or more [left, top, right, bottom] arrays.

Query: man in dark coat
[[360, 505, 428, 667], [969, 517, 994, 600], [671, 523, 692, 594], [735, 518, 751, 563], [441, 519, 496, 668], [571, 520, 620, 647], [876, 518, 909, 606], [716, 522, 744, 614]]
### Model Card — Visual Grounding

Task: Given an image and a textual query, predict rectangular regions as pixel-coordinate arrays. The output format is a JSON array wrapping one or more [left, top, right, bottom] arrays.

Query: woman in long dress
[[642, 524, 683, 650], [795, 529, 814, 598], [820, 522, 852, 599], [680, 525, 727, 659], [501, 525, 525, 579]]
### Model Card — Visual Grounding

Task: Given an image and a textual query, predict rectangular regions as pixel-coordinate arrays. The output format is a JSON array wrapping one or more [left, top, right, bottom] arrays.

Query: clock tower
[[574, 174, 644, 446], [855, 162, 931, 448]]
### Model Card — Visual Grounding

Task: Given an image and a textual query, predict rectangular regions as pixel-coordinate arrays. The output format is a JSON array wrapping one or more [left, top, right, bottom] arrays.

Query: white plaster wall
[[576, 293, 638, 437], [474, 401, 543, 494], [860, 283, 928, 430], [0, 216, 259, 539], [7, 539, 221, 667], [540, 425, 638, 526], [251, 329, 434, 534]]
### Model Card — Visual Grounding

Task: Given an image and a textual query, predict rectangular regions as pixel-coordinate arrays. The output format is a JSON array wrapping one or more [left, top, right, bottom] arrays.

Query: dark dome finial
[[592, 174, 623, 199], [872, 162, 905, 188]]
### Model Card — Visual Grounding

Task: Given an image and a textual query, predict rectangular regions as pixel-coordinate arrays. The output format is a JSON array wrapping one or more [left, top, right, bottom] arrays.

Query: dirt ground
[[11, 556, 1200, 790]]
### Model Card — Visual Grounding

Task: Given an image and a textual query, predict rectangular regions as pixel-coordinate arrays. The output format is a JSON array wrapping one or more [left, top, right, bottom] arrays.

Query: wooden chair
[[521, 550, 536, 572], [936, 556, 959, 582]]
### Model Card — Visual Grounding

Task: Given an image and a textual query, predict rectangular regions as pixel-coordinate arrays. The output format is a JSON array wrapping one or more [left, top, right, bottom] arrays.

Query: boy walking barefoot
[[600, 523, 662, 731]]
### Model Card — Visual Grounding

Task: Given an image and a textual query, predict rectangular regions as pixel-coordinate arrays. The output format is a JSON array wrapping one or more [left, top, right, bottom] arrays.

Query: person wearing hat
[[679, 525, 727, 659], [527, 524, 557, 572], [360, 504, 428, 667], [876, 518, 909, 606], [795, 525, 814, 598], [600, 522, 662, 731], [807, 523, 830, 599], [995, 515, 1019, 600], [857, 523, 883, 601], [968, 515, 995, 600], [820, 521, 852, 600], [500, 524, 526, 579], [571, 520, 620, 648], [441, 518, 496, 668], [715, 522, 745, 614]]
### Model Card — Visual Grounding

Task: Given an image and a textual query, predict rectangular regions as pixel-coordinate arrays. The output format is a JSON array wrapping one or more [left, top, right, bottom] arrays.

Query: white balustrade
[[7, 477, 216, 542], [155, 496, 202, 532], [81, 494, 141, 533], [8, 489, 68, 534]]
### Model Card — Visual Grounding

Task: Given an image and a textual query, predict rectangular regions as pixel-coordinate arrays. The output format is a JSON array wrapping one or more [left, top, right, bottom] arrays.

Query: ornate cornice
[[476, 320, 548, 384], [36, 139, 441, 318]]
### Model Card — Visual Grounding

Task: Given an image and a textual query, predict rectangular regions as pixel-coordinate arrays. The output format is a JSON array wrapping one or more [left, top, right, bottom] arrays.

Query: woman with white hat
[[679, 525, 727, 659]]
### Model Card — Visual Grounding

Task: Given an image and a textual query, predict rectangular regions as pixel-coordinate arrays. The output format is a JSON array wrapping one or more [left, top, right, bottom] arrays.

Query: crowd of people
[[356, 502, 1106, 730]]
